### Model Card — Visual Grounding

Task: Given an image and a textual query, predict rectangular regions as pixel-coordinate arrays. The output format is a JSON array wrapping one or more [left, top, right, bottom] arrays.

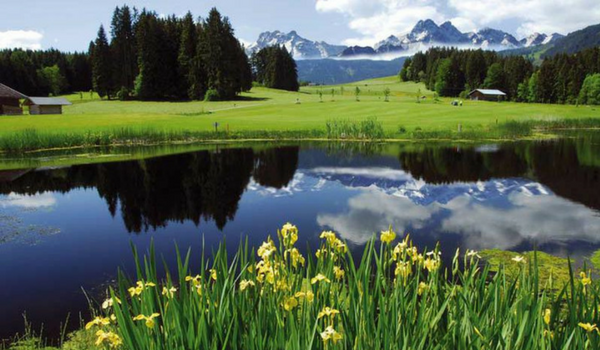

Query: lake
[[1, 136, 600, 340]]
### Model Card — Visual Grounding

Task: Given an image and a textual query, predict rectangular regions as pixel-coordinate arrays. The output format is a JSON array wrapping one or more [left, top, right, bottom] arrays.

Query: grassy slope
[[1, 76, 598, 139]]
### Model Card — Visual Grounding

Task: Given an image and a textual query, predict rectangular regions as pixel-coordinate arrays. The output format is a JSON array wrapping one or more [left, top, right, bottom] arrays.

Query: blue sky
[[1, 0, 599, 52]]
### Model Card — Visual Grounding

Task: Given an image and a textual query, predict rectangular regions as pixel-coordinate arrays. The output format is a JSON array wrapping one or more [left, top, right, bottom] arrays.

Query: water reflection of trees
[[398, 140, 600, 211], [0, 147, 300, 233]]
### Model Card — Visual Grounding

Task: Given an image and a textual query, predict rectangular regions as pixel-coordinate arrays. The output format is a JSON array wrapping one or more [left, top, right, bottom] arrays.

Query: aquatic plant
[[74, 223, 600, 350]]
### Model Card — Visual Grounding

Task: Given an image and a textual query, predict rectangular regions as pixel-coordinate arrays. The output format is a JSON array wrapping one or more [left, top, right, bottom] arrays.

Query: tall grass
[[325, 117, 385, 140], [76, 224, 600, 350], [0, 128, 325, 153], [1, 117, 600, 153]]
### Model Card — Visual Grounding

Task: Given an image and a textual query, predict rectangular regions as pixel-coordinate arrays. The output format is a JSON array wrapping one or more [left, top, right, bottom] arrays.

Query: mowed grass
[[1, 76, 599, 143]]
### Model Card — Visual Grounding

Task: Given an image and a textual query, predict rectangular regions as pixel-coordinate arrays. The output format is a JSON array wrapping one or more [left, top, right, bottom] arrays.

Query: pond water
[[1, 137, 600, 340]]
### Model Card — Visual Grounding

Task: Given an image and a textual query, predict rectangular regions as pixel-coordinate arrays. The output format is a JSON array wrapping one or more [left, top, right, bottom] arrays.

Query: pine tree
[[200, 8, 251, 99], [110, 5, 137, 92], [92, 25, 113, 99], [465, 50, 486, 90], [178, 12, 197, 99]]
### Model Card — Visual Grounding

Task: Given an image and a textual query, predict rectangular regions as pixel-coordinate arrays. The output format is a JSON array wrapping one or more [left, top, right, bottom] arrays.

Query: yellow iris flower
[[95, 330, 122, 348], [85, 316, 111, 330], [240, 280, 255, 291], [283, 296, 298, 311], [544, 309, 551, 325], [320, 325, 343, 344], [311, 274, 331, 284], [133, 313, 160, 329], [380, 226, 396, 244], [162, 286, 177, 298], [318, 307, 340, 319], [333, 266, 345, 280], [579, 322, 599, 333]]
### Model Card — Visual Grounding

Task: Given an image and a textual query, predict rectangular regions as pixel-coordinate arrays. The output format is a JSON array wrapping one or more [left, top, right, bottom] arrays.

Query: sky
[[1, 0, 600, 52]]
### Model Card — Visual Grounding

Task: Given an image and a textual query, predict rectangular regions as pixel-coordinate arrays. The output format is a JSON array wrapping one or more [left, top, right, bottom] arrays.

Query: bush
[[398, 125, 407, 134], [116, 87, 130, 101], [204, 89, 220, 102]]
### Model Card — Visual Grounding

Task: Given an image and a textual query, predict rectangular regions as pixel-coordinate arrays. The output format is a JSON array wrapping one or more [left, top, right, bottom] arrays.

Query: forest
[[400, 47, 600, 104], [0, 49, 91, 97]]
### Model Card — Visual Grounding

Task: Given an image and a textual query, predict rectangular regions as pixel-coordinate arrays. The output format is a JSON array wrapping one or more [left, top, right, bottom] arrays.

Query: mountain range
[[246, 19, 564, 59]]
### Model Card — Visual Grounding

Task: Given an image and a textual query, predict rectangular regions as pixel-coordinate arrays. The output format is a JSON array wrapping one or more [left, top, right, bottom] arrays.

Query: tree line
[[400, 47, 600, 104], [0, 49, 91, 96], [91, 6, 252, 100]]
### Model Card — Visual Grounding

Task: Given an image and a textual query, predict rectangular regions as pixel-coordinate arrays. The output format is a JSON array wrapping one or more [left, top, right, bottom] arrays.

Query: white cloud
[[316, 0, 600, 45], [1, 192, 56, 209], [449, 0, 600, 37], [0, 30, 43, 50]]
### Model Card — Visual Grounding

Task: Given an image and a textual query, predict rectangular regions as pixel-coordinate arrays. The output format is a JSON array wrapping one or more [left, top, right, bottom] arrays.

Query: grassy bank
[[7, 224, 600, 349], [1, 76, 599, 152]]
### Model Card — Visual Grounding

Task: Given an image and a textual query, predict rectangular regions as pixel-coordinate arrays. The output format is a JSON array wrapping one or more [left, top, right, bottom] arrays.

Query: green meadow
[[0, 76, 599, 153]]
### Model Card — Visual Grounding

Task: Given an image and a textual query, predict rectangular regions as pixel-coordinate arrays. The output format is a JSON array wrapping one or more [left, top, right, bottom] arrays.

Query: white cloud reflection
[[0, 192, 57, 209], [318, 180, 600, 250]]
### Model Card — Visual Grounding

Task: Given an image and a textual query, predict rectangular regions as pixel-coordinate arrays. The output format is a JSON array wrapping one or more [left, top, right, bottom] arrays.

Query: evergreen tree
[[178, 12, 198, 99], [92, 25, 113, 98], [200, 8, 251, 99], [465, 50, 486, 90], [110, 5, 137, 92]]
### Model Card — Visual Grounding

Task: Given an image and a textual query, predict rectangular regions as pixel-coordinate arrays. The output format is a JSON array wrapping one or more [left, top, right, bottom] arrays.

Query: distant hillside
[[503, 23, 600, 61], [296, 58, 405, 85], [543, 23, 600, 57]]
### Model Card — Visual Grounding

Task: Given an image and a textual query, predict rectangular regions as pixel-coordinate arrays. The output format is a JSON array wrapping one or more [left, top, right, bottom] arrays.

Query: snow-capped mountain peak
[[247, 20, 563, 59], [246, 30, 346, 59]]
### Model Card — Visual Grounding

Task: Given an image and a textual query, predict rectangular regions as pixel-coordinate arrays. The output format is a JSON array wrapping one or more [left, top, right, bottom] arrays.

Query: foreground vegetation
[[6, 224, 600, 349], [1, 77, 599, 153]]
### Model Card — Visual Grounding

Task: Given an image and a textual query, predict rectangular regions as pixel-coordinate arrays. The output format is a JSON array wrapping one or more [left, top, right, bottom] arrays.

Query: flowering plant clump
[[83, 223, 600, 350]]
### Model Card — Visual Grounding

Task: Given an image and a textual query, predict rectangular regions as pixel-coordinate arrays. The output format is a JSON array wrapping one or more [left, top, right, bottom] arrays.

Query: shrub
[[204, 89, 220, 102], [116, 87, 130, 101]]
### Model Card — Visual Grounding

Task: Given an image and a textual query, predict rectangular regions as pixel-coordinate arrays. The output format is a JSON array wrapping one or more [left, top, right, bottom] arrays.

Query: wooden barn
[[468, 89, 507, 101], [0, 83, 26, 115], [24, 97, 72, 115]]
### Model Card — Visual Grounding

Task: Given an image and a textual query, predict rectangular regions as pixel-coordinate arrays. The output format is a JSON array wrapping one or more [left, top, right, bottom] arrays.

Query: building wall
[[29, 105, 63, 115], [0, 97, 23, 115]]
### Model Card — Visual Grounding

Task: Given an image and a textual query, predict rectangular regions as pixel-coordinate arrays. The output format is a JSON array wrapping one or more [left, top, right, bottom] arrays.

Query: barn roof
[[468, 89, 506, 96], [0, 83, 28, 99], [24, 97, 72, 106]]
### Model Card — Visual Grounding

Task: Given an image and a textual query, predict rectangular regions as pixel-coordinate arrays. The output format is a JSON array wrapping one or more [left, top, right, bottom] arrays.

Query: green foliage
[[201, 8, 252, 100], [480, 249, 572, 286], [483, 62, 506, 91], [110, 5, 137, 92], [74, 225, 600, 349], [354, 86, 360, 101], [203, 88, 220, 102], [116, 87, 130, 101], [92, 25, 112, 99], [325, 117, 384, 139], [0, 49, 91, 96], [251, 46, 299, 92], [37, 65, 66, 96], [383, 87, 390, 102], [579, 74, 600, 105]]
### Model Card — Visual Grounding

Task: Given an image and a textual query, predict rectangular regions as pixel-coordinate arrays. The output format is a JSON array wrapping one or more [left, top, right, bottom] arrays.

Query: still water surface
[[1, 138, 599, 339]]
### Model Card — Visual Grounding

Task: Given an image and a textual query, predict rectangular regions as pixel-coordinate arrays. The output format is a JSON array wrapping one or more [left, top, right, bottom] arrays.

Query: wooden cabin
[[24, 97, 72, 115], [468, 89, 507, 101], [0, 83, 26, 115]]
